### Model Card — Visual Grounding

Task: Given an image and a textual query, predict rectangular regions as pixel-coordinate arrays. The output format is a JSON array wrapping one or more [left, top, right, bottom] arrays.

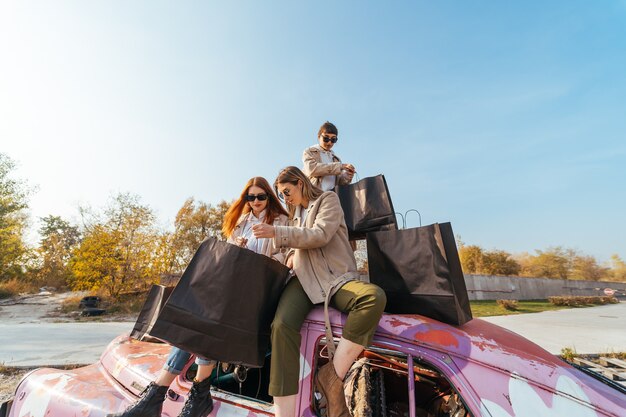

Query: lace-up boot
[[178, 378, 213, 417], [107, 382, 168, 417]]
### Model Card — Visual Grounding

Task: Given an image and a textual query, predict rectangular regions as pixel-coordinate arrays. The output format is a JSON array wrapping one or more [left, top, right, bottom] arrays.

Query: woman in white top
[[222, 176, 289, 261]]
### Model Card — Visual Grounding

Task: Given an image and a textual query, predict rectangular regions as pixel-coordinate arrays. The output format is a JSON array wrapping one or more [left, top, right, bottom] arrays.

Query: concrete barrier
[[465, 274, 626, 300]]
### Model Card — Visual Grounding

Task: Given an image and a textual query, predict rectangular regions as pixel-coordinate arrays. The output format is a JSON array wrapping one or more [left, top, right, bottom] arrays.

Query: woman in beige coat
[[302, 121, 356, 191], [252, 166, 386, 417]]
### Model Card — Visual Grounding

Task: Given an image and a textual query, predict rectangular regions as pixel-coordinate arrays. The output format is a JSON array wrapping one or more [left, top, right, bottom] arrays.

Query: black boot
[[108, 382, 168, 417], [178, 378, 213, 417]]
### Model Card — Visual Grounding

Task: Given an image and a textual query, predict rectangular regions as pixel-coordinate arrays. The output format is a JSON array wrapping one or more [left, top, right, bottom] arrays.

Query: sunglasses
[[245, 193, 268, 202], [322, 135, 338, 144], [277, 188, 291, 202]]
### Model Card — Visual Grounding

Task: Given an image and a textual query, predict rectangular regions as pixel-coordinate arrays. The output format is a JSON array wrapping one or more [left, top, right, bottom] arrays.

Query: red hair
[[222, 177, 288, 238]]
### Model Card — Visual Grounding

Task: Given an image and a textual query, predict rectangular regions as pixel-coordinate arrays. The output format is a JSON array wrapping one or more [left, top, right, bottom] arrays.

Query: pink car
[[2, 307, 625, 417]]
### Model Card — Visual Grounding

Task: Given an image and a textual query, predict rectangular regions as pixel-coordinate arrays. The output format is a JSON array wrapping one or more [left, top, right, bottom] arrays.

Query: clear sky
[[1, 1, 625, 261]]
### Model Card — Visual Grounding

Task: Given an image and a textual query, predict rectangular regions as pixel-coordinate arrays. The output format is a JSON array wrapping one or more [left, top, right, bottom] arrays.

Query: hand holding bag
[[336, 174, 398, 240], [150, 238, 291, 367], [366, 222, 472, 325]]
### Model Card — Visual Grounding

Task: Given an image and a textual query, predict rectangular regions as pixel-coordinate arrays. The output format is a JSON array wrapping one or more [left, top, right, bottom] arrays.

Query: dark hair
[[222, 177, 288, 238], [274, 166, 324, 219], [317, 121, 338, 138]]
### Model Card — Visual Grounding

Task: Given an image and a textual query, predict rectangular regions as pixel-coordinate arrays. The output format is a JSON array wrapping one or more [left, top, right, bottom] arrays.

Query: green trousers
[[268, 278, 386, 397]]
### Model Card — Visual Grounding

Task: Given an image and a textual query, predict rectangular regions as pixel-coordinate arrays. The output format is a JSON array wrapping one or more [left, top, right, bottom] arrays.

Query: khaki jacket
[[274, 191, 360, 304], [302, 145, 352, 189], [229, 212, 289, 264]]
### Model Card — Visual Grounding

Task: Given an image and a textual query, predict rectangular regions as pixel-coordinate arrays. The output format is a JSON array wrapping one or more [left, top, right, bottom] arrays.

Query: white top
[[317, 145, 337, 192], [295, 205, 309, 227], [240, 210, 266, 254]]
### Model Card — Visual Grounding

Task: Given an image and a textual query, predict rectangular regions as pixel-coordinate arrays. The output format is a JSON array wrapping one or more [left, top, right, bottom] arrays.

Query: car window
[[184, 359, 274, 406], [312, 338, 474, 417]]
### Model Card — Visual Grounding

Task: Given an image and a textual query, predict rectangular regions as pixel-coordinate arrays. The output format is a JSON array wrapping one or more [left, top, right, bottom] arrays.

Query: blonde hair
[[222, 177, 288, 238], [274, 166, 324, 219]]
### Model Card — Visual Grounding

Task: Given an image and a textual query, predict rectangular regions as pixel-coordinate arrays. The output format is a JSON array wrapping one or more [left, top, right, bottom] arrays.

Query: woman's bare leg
[[195, 363, 216, 382], [274, 394, 297, 417], [154, 369, 177, 386], [332, 337, 364, 379]]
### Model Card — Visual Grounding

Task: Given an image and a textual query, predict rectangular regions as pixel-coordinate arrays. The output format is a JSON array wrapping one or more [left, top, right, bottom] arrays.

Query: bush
[[60, 290, 146, 316], [548, 296, 619, 306], [560, 347, 576, 362], [496, 299, 519, 310], [0, 278, 33, 299]]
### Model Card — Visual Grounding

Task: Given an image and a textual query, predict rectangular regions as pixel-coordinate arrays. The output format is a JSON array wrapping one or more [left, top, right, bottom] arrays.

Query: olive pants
[[268, 278, 386, 397]]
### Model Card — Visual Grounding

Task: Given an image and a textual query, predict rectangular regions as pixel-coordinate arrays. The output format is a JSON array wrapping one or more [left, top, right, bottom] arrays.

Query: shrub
[[560, 347, 576, 362], [548, 296, 619, 306], [0, 278, 32, 299], [496, 299, 519, 310]]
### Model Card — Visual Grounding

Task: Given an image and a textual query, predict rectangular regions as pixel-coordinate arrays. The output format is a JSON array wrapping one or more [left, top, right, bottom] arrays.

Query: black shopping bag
[[336, 174, 398, 240], [150, 238, 291, 368], [130, 284, 175, 342], [366, 223, 472, 325]]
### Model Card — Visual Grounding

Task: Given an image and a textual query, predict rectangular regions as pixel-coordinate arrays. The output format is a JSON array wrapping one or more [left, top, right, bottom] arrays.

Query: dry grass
[[548, 296, 619, 306], [470, 300, 570, 317], [59, 295, 86, 313], [59, 290, 146, 319], [0, 367, 32, 403], [0, 278, 36, 299], [496, 299, 519, 310]]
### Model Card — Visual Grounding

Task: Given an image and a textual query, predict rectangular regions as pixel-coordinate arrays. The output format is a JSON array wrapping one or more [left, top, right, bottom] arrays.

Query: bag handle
[[323, 280, 345, 361], [324, 291, 336, 360]]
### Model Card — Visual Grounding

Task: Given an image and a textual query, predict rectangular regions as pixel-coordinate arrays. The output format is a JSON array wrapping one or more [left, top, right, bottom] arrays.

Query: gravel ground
[[0, 365, 90, 403], [0, 368, 32, 403]]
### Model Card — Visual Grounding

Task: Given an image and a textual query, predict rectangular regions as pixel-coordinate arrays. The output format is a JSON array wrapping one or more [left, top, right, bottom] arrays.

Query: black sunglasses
[[277, 188, 291, 202], [322, 135, 338, 144], [245, 193, 268, 202]]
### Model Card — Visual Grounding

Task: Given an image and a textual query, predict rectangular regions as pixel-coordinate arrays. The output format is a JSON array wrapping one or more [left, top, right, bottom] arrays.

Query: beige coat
[[302, 145, 352, 189], [274, 191, 360, 304], [229, 212, 289, 264]]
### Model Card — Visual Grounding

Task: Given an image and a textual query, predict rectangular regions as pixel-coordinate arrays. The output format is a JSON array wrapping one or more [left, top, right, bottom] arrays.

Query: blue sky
[[1, 1, 625, 261]]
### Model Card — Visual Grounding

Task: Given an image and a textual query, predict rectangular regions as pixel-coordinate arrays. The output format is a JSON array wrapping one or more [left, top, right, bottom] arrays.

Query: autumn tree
[[459, 245, 484, 274], [481, 250, 521, 276], [70, 193, 163, 297], [569, 255, 608, 281], [0, 153, 31, 281], [162, 198, 230, 274], [608, 254, 626, 281], [519, 246, 571, 279], [33, 215, 80, 288], [69, 225, 123, 294]]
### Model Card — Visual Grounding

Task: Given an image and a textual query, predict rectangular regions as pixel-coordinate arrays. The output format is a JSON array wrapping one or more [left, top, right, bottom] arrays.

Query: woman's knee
[[357, 283, 386, 311], [371, 285, 386, 311]]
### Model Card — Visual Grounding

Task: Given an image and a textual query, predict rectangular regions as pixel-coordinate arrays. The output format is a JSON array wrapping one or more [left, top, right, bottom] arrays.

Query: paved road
[[481, 301, 626, 354], [0, 292, 135, 367], [1, 294, 624, 366], [0, 322, 134, 366]]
